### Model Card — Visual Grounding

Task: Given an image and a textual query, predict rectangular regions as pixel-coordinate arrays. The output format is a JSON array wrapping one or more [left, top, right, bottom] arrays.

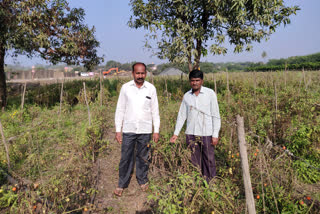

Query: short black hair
[[189, 69, 203, 80], [132, 62, 147, 72]]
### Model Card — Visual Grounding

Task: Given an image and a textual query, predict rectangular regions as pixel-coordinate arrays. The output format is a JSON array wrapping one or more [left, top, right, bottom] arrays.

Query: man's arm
[[211, 91, 221, 145], [115, 86, 126, 144], [170, 98, 187, 143], [151, 88, 160, 143]]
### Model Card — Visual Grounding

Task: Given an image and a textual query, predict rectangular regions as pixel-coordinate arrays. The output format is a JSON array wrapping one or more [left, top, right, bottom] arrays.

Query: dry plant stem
[[261, 152, 280, 214], [0, 119, 10, 170], [59, 81, 64, 115], [62, 206, 88, 214], [215, 189, 235, 210], [83, 82, 91, 126], [88, 159, 100, 214], [273, 81, 277, 141], [285, 68, 288, 89], [258, 139, 266, 214], [298, 71, 303, 94], [306, 76, 311, 91], [236, 115, 256, 214], [229, 125, 233, 153], [35, 133, 44, 187]]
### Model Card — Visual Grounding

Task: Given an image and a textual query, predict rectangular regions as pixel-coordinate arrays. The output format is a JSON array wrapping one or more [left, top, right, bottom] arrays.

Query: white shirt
[[115, 80, 160, 134], [174, 86, 221, 138]]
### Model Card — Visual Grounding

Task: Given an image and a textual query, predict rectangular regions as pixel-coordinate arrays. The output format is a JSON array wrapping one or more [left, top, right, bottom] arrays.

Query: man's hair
[[189, 69, 203, 80], [132, 62, 147, 72]]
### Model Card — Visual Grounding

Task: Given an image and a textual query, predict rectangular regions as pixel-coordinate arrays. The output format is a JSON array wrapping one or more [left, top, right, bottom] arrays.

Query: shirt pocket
[[143, 96, 152, 111]]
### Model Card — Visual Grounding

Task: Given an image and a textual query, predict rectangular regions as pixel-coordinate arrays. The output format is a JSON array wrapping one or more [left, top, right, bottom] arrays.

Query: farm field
[[0, 71, 320, 213]]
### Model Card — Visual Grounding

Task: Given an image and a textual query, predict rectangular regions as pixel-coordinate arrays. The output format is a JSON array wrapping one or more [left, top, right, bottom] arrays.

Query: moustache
[[137, 78, 144, 81]]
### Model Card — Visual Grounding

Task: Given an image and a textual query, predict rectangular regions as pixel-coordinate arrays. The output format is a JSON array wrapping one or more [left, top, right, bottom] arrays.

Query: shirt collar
[[189, 86, 204, 94], [130, 80, 147, 88]]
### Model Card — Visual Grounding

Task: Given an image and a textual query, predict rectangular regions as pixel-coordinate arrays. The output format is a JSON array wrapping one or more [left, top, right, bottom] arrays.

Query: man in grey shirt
[[170, 69, 221, 182]]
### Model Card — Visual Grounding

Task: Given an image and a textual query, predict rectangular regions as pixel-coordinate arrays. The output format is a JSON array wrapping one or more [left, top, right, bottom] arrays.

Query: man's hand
[[211, 137, 219, 146], [170, 135, 178, 143], [153, 133, 160, 143], [115, 132, 122, 144]]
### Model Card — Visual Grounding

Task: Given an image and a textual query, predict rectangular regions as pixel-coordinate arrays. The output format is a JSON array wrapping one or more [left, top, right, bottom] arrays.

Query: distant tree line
[[248, 52, 320, 71], [7, 52, 320, 76], [102, 60, 254, 75]]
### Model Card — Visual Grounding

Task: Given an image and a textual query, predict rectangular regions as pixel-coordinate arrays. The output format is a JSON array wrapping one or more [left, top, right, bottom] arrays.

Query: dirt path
[[92, 129, 151, 214]]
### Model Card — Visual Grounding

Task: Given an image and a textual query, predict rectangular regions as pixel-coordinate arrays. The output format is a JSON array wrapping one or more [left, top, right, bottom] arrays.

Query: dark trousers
[[118, 133, 151, 188], [186, 135, 217, 182]]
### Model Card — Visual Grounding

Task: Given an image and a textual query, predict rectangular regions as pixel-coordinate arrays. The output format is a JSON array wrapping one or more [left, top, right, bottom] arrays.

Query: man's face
[[189, 77, 203, 91], [132, 64, 147, 85]]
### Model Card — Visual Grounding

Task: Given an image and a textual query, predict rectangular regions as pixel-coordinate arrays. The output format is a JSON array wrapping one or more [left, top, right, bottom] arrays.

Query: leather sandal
[[140, 183, 149, 192], [113, 187, 123, 197]]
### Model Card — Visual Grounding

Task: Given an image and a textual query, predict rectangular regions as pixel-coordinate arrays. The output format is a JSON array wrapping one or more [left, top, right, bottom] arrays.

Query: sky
[[6, 0, 320, 67]]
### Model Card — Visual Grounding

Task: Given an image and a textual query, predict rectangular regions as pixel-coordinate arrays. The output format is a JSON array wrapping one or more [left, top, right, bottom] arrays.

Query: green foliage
[[2, 71, 320, 213], [285, 125, 320, 183], [268, 52, 320, 66], [0, 103, 108, 212], [0, 0, 102, 69], [248, 61, 320, 71], [0, 0, 103, 108], [129, 0, 299, 71], [0, 185, 18, 209]]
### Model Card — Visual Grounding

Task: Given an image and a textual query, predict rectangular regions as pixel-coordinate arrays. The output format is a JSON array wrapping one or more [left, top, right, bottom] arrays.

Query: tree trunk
[[187, 51, 193, 73], [193, 39, 202, 70], [0, 46, 7, 110]]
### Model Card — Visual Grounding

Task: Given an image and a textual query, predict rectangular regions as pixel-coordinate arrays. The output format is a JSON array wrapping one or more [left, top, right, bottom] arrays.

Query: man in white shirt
[[114, 62, 160, 196], [170, 69, 221, 182]]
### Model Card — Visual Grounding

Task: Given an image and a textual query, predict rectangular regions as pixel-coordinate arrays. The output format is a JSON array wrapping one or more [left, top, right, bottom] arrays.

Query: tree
[[105, 60, 121, 70], [0, 0, 103, 108], [128, 0, 299, 72], [261, 50, 267, 60]]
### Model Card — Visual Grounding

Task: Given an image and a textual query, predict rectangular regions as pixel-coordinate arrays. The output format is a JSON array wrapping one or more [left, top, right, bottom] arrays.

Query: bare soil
[[92, 128, 152, 214]]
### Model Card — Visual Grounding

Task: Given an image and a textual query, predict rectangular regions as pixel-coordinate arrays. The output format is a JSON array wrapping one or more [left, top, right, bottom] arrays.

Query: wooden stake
[[273, 81, 278, 141], [258, 139, 266, 214], [151, 72, 154, 85], [214, 74, 217, 93], [236, 115, 256, 214], [0, 119, 10, 170], [302, 67, 306, 89], [59, 81, 64, 115], [226, 69, 230, 103], [254, 71, 257, 102], [165, 77, 169, 103], [100, 70, 103, 107], [83, 82, 91, 126], [21, 82, 27, 110], [226, 69, 230, 93]]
